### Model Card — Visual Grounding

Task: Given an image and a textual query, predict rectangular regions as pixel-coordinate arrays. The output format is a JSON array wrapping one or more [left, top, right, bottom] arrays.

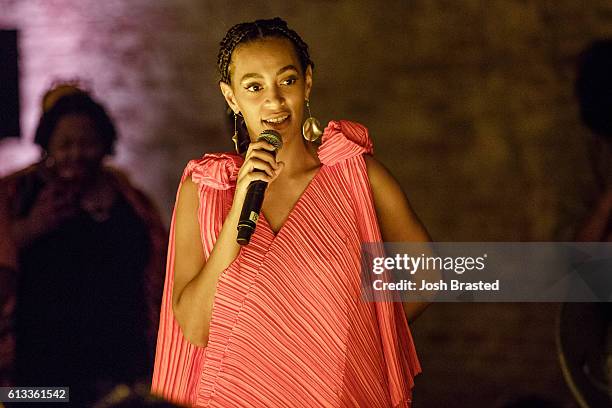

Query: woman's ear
[[219, 82, 239, 114], [304, 65, 313, 101]]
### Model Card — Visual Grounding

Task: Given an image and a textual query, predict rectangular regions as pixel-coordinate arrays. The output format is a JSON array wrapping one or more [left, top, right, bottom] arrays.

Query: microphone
[[236, 129, 283, 245]]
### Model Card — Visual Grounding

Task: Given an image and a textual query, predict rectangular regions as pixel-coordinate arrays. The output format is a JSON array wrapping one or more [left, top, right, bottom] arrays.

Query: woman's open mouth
[[263, 114, 290, 127]]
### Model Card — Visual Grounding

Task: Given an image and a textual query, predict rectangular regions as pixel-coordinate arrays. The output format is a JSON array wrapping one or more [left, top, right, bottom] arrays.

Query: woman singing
[[152, 17, 431, 407]]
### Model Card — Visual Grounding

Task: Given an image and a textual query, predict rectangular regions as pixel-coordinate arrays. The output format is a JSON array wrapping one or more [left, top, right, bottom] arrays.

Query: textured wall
[[1, 1, 611, 406]]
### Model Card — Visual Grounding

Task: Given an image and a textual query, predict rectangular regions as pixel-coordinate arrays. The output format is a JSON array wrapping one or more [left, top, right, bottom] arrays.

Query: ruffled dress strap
[[182, 153, 243, 190], [318, 120, 374, 166]]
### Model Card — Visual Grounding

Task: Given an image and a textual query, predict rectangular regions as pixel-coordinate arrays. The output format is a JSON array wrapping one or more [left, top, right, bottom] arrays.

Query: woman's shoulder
[[318, 120, 374, 166], [0, 163, 39, 184], [0, 163, 42, 202], [102, 166, 166, 229], [178, 119, 375, 187], [181, 152, 244, 190]]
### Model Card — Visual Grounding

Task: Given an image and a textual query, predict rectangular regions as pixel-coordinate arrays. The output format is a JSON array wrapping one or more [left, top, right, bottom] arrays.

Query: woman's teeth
[[264, 115, 289, 124]]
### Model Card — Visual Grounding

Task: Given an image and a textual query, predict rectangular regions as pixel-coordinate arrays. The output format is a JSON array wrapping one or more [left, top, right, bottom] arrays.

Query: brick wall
[[2, 1, 610, 406]]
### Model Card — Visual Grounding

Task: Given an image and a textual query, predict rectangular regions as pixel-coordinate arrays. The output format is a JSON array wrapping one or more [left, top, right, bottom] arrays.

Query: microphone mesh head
[[257, 130, 283, 151]]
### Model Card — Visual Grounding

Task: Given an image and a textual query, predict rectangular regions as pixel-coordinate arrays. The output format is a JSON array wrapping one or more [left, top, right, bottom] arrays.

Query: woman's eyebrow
[[240, 65, 299, 82], [240, 72, 262, 82], [277, 64, 298, 75]]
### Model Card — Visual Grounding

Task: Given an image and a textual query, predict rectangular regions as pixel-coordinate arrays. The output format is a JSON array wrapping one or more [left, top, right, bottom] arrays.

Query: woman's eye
[[282, 77, 297, 86], [245, 84, 262, 92]]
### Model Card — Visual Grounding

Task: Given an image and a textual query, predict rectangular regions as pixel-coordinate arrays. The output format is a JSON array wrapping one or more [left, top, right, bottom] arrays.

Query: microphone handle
[[237, 179, 268, 245]]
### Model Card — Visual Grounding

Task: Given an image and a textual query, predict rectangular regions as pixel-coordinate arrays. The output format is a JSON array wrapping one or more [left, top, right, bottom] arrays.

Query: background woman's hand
[[15, 181, 79, 245]]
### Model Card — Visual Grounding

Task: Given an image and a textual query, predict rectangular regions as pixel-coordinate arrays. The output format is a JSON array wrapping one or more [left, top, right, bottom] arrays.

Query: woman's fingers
[[246, 149, 279, 169], [246, 140, 277, 154], [231, 142, 284, 213], [239, 159, 284, 187], [245, 142, 279, 167], [271, 161, 284, 181], [238, 140, 279, 181], [246, 157, 277, 177], [243, 169, 274, 184]]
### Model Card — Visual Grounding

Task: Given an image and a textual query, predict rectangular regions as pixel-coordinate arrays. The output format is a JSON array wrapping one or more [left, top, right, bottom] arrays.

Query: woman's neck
[[274, 134, 320, 177]]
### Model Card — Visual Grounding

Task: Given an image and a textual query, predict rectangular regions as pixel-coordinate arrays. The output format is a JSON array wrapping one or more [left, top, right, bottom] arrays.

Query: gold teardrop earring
[[302, 100, 323, 142], [232, 111, 240, 154]]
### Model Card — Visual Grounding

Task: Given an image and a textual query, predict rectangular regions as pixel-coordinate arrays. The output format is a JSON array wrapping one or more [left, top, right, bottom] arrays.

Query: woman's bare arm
[[575, 189, 612, 241], [365, 155, 433, 323], [172, 141, 283, 347], [171, 178, 242, 347]]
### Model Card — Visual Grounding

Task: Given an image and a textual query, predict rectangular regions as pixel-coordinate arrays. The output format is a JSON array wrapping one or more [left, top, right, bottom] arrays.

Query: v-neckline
[[259, 165, 324, 240]]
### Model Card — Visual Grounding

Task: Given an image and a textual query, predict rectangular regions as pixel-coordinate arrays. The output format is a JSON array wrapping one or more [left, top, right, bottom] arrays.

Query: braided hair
[[217, 17, 314, 153], [217, 17, 313, 84]]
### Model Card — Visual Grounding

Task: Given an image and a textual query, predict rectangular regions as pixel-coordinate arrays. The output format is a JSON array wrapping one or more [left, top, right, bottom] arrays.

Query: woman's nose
[[264, 85, 285, 107], [66, 143, 86, 161]]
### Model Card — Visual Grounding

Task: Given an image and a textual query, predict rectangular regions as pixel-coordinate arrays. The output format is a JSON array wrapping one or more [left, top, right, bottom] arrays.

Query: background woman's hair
[[34, 91, 117, 155], [575, 38, 612, 141], [217, 17, 314, 154]]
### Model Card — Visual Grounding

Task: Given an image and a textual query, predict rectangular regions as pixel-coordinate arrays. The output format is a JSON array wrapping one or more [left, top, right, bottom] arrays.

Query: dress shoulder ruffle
[[182, 153, 243, 190], [180, 120, 373, 189], [318, 120, 374, 166]]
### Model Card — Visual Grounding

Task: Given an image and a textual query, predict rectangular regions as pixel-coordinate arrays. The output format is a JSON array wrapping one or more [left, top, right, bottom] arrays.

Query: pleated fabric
[[152, 120, 421, 407]]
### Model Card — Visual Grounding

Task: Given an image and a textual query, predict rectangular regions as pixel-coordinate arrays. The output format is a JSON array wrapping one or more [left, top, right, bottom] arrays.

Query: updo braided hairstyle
[[217, 17, 314, 154]]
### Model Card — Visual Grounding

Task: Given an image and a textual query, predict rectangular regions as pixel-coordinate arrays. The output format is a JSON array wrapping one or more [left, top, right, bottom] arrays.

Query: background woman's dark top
[[0, 165, 167, 406]]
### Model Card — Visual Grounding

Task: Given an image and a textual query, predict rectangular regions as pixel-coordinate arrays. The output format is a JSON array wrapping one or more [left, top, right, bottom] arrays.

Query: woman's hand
[[31, 181, 79, 223], [12, 181, 79, 247], [232, 140, 284, 210]]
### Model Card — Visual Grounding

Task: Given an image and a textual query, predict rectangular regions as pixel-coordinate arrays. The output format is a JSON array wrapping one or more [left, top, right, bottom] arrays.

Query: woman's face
[[47, 113, 106, 181], [221, 37, 312, 143]]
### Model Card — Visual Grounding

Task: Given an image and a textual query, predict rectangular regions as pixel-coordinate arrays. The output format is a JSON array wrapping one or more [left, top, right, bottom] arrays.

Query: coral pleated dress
[[152, 120, 421, 407]]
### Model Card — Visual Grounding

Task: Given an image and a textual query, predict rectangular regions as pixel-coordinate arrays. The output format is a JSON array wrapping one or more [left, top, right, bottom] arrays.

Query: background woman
[[0, 85, 167, 405], [152, 17, 430, 407]]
